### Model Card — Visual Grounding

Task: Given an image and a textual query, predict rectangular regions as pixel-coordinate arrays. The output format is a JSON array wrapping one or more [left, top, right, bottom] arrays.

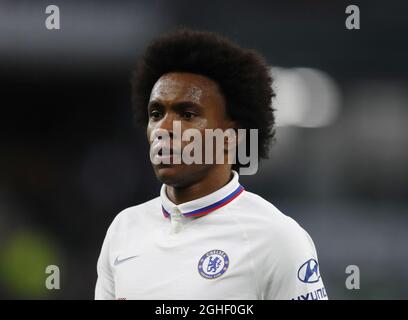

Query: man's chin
[[153, 165, 185, 186], [153, 163, 211, 188]]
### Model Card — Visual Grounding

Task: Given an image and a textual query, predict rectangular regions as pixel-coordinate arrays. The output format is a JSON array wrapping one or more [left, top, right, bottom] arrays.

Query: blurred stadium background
[[1, 0, 407, 299]]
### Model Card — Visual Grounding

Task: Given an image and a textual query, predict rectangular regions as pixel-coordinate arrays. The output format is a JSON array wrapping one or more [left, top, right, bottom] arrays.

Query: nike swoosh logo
[[114, 255, 139, 266]]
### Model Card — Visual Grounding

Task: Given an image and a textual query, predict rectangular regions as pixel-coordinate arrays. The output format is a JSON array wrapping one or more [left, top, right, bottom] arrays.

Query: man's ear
[[223, 120, 238, 153]]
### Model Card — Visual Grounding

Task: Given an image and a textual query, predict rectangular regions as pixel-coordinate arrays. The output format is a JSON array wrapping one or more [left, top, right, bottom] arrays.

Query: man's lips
[[158, 149, 173, 156], [151, 140, 181, 158]]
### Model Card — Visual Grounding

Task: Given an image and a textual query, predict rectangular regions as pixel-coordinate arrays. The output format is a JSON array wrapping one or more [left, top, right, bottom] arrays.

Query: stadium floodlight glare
[[272, 67, 341, 128]]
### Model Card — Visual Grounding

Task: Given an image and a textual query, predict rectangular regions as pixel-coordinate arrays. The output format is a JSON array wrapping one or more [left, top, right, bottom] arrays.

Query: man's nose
[[158, 113, 174, 138]]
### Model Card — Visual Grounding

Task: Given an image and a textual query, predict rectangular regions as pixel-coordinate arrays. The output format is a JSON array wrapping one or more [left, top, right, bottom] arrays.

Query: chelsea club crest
[[198, 249, 229, 279]]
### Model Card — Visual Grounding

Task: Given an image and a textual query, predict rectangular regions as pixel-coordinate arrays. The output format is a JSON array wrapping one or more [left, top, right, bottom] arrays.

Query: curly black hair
[[131, 29, 275, 168]]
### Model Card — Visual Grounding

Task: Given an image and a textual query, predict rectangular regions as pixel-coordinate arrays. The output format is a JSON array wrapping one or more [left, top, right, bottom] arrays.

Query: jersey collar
[[160, 170, 244, 219]]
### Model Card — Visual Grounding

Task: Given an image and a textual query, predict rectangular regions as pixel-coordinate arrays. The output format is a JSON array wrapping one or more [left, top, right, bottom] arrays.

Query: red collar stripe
[[162, 185, 244, 218]]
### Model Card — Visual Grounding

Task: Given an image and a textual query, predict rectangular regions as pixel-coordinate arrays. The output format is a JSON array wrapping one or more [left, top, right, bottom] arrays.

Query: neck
[[166, 166, 233, 205]]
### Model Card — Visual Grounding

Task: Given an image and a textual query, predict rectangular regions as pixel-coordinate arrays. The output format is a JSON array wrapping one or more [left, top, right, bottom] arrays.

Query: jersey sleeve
[[95, 221, 116, 300], [261, 220, 328, 300]]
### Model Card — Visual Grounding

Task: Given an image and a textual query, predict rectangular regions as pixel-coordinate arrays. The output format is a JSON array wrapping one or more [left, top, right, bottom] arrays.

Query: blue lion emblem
[[198, 249, 229, 279], [207, 256, 222, 273]]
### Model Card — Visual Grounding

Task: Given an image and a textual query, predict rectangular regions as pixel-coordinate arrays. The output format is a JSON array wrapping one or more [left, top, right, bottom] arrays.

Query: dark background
[[0, 0, 407, 299]]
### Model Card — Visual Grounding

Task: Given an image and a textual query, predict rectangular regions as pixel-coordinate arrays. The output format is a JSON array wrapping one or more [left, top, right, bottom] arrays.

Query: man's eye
[[181, 111, 195, 120], [150, 110, 162, 120]]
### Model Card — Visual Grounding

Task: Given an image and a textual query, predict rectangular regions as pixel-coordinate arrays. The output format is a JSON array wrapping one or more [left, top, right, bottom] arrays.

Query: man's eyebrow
[[172, 101, 203, 111], [147, 100, 164, 111], [148, 100, 204, 111]]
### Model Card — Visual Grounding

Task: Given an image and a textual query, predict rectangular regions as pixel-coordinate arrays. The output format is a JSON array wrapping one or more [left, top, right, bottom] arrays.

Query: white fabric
[[95, 171, 327, 300]]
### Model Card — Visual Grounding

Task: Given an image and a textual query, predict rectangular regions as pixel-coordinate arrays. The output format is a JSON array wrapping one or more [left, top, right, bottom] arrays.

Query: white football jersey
[[95, 171, 328, 300]]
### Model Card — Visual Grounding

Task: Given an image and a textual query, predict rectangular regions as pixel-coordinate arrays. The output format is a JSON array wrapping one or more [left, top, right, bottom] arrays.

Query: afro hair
[[131, 28, 276, 167]]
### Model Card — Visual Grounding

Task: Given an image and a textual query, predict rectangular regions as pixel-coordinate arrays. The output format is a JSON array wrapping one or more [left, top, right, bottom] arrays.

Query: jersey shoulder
[[236, 191, 322, 291], [107, 196, 161, 235], [235, 190, 315, 248]]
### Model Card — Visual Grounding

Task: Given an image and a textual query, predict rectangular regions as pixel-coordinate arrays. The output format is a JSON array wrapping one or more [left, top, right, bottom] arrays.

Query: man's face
[[147, 72, 232, 187]]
